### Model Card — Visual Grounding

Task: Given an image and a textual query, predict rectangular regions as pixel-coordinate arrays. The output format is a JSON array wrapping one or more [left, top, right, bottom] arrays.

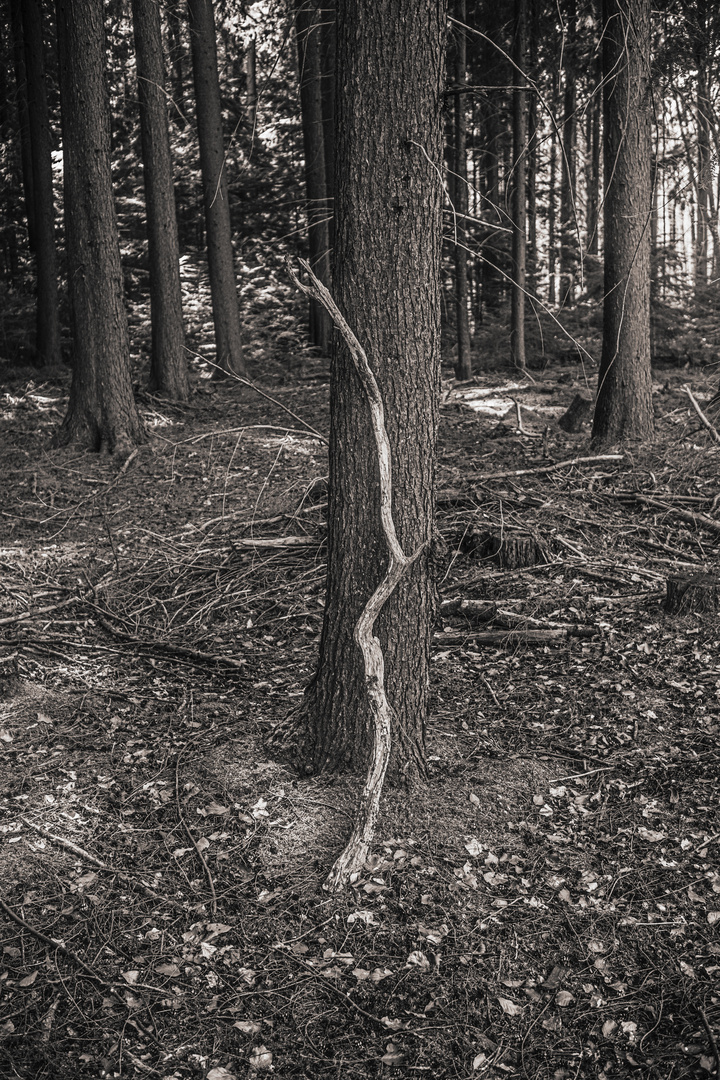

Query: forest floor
[[1, 337, 720, 1080]]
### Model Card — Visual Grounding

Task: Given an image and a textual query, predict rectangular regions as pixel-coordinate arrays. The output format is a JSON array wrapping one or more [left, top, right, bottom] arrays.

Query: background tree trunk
[[187, 0, 245, 376], [132, 0, 189, 400], [559, 0, 577, 307], [510, 0, 527, 370], [55, 0, 145, 453], [10, 0, 35, 251], [592, 0, 653, 445], [299, 0, 444, 778], [294, 0, 332, 355], [166, 0, 186, 127], [244, 35, 257, 133], [453, 0, 472, 380], [22, 0, 61, 367], [319, 1, 335, 250]]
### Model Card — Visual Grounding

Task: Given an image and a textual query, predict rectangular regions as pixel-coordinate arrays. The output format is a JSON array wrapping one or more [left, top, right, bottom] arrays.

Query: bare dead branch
[[287, 257, 425, 893]]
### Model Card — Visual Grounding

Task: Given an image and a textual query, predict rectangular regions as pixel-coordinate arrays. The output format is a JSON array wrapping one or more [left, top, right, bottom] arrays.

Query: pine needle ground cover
[[1, 359, 719, 1080]]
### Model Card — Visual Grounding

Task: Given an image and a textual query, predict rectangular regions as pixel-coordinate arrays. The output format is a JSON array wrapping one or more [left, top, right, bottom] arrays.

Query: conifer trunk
[[188, 0, 245, 376], [293, 0, 444, 778], [295, 0, 332, 354], [132, 0, 189, 400], [453, 0, 472, 379], [55, 0, 145, 454], [592, 0, 653, 445], [510, 0, 527, 370], [22, 0, 61, 367]]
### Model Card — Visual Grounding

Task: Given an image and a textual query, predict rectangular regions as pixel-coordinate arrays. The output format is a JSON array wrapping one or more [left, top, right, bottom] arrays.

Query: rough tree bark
[[319, 1, 335, 249], [132, 0, 189, 400], [276, 0, 444, 780], [55, 0, 145, 454], [244, 35, 257, 132], [510, 0, 527, 370], [22, 0, 61, 367], [294, 0, 332, 354], [592, 0, 653, 445], [187, 0, 245, 376], [453, 0, 472, 380]]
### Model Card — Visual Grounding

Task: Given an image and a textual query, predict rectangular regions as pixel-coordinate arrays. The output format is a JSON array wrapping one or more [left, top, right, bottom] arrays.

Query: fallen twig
[[288, 257, 424, 893], [684, 385, 720, 444], [175, 753, 217, 913], [619, 492, 720, 537], [474, 453, 624, 483], [94, 612, 248, 672]]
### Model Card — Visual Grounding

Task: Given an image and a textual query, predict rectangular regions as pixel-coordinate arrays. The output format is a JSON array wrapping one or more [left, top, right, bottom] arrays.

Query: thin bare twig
[[684, 385, 720, 444], [175, 753, 218, 913]]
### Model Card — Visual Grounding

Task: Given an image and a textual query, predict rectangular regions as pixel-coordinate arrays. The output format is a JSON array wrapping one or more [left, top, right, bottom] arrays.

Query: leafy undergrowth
[[1, 353, 720, 1080]]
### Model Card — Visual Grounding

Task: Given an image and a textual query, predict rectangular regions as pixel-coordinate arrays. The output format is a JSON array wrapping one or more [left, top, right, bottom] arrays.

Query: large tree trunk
[[132, 0, 188, 401], [510, 0, 527, 370], [586, 8, 602, 258], [694, 4, 712, 292], [453, 0, 472, 380], [22, 0, 61, 367], [592, 0, 653, 446], [55, 0, 145, 454], [294, 0, 332, 355], [290, 0, 444, 779], [166, 0, 186, 127], [526, 0, 538, 295], [187, 0, 245, 376]]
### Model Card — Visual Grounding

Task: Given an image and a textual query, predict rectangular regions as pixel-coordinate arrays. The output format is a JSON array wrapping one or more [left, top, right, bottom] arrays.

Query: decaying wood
[[439, 598, 497, 622], [684, 385, 720, 444], [558, 393, 592, 433], [474, 453, 624, 483], [460, 527, 550, 569], [287, 257, 424, 893], [665, 573, 720, 616]]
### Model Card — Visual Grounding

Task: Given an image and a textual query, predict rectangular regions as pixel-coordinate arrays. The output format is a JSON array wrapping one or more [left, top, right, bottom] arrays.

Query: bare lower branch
[[684, 385, 720, 444], [287, 258, 424, 892]]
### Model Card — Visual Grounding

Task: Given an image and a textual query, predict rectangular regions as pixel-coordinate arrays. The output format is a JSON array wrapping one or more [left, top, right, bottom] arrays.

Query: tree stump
[[558, 394, 592, 433], [460, 528, 549, 569], [665, 574, 720, 616]]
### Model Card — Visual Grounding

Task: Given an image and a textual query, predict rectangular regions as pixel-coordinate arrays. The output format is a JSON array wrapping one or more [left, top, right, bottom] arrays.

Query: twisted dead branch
[[286, 258, 425, 893]]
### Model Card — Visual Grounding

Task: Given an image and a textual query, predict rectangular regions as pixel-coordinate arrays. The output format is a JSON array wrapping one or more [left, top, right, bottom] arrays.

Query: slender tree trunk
[[166, 1, 186, 126], [10, 0, 35, 250], [586, 89, 601, 255], [453, 0, 472, 379], [187, 0, 245, 376], [244, 35, 257, 132], [526, 0, 538, 295], [22, 0, 61, 367], [319, 1, 335, 250], [55, 0, 145, 453], [132, 0, 188, 400], [559, 7, 577, 307], [592, 0, 653, 446], [287, 0, 444, 778], [548, 98, 558, 304], [295, 0, 331, 354], [695, 25, 711, 292], [510, 0, 527, 371]]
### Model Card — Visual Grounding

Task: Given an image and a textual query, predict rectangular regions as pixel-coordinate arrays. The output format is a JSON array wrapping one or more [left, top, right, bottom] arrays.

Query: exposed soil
[[1, 351, 720, 1080]]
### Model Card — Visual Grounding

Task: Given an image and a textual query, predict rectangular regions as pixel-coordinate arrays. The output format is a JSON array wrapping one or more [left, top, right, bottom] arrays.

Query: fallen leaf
[[156, 963, 181, 977], [207, 1068, 238, 1080], [707, 912, 720, 925], [679, 961, 695, 978], [602, 1019, 617, 1037], [0, 730, 13, 743], [233, 1020, 262, 1035], [352, 968, 370, 980], [121, 970, 139, 985], [405, 951, 431, 971], [381, 1016, 406, 1030], [542, 1016, 562, 1031], [369, 967, 393, 982], [464, 838, 483, 856], [469, 793, 481, 808], [248, 1046, 273, 1071], [497, 996, 523, 1016], [555, 991, 574, 1007], [472, 1053, 487, 1070], [202, 802, 229, 816], [18, 972, 38, 987], [381, 1046, 406, 1066]]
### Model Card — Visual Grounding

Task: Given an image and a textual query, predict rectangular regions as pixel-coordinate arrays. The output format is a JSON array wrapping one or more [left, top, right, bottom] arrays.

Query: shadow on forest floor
[[1, 354, 720, 1079]]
